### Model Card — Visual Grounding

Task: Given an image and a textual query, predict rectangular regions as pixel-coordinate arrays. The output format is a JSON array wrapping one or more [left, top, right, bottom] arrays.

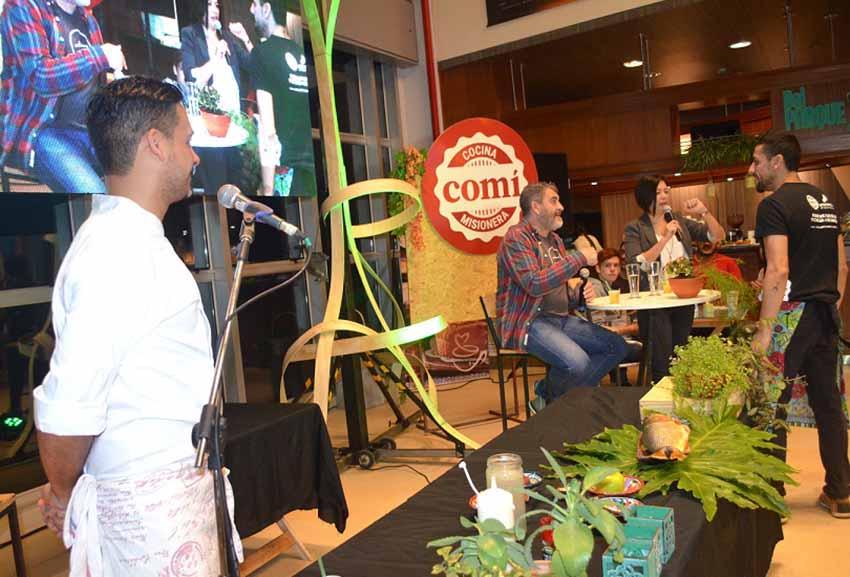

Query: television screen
[[0, 0, 317, 197]]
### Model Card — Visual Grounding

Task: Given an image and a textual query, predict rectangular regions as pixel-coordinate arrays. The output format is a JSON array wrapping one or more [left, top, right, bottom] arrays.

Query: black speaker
[[532, 153, 573, 236]]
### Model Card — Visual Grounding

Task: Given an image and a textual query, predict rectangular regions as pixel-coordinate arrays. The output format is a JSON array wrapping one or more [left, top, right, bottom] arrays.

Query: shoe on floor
[[528, 396, 547, 416], [817, 492, 850, 518]]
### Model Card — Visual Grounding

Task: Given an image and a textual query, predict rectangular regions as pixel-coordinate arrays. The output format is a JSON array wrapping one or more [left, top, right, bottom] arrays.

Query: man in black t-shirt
[[750, 133, 850, 518], [249, 0, 316, 197]]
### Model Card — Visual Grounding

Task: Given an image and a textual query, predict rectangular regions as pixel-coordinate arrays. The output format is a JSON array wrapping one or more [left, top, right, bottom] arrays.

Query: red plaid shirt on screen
[[0, 0, 109, 169], [496, 219, 587, 350]]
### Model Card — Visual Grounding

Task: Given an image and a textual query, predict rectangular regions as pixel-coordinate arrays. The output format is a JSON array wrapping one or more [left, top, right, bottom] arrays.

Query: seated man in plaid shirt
[[497, 182, 627, 411]]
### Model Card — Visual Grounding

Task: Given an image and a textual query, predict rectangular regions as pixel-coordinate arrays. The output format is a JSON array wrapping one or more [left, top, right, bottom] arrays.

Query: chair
[[1, 163, 45, 193], [479, 295, 534, 431], [0, 494, 27, 577]]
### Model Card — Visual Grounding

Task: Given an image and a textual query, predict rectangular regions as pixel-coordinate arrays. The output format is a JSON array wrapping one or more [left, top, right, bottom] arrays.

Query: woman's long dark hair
[[634, 175, 666, 216]]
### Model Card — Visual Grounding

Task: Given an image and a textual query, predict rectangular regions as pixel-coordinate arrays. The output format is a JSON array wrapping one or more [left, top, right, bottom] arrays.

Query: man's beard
[[755, 178, 770, 193]]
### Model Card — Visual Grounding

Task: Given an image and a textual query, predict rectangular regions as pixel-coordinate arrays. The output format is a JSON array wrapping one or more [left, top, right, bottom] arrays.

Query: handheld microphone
[[663, 206, 683, 242], [577, 268, 590, 312], [213, 21, 231, 65], [217, 185, 311, 246]]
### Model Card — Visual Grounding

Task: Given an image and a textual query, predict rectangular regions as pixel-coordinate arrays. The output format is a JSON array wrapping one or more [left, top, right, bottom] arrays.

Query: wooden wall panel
[[600, 191, 641, 249]]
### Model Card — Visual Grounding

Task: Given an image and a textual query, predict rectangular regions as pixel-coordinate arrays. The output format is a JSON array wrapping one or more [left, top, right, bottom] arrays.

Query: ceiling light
[[674, 172, 682, 177], [726, 177, 734, 182], [729, 40, 752, 49], [623, 60, 643, 68], [591, 181, 599, 186]]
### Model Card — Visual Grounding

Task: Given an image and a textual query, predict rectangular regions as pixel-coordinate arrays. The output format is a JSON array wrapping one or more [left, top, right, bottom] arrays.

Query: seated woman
[[623, 176, 724, 383], [589, 248, 642, 385]]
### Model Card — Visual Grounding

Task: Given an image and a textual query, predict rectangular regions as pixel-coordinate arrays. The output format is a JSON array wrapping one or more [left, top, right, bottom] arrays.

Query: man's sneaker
[[528, 396, 547, 416], [817, 492, 850, 519]]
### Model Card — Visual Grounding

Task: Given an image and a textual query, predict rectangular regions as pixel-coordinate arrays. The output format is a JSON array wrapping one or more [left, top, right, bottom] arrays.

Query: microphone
[[217, 185, 310, 245], [577, 268, 590, 312], [213, 21, 231, 65], [663, 206, 683, 242]]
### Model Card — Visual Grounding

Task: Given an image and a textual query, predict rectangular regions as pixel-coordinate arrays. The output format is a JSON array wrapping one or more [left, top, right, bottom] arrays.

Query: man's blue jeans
[[33, 126, 106, 194], [525, 313, 628, 402]]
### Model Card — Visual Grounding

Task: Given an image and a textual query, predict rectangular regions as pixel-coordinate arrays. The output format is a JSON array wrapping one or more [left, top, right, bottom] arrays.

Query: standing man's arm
[[37, 432, 93, 534], [837, 235, 848, 309], [256, 88, 278, 195], [753, 234, 789, 353]]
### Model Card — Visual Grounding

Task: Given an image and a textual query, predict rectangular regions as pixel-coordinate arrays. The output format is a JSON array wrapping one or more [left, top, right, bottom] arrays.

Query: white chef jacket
[[34, 194, 214, 480]]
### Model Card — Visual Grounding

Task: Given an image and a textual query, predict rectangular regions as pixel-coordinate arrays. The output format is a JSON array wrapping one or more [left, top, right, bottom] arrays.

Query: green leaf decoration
[[551, 518, 594, 577], [579, 465, 619, 494], [553, 406, 797, 521]]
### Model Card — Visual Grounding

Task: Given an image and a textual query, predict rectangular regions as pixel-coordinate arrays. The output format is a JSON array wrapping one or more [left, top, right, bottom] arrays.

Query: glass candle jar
[[485, 453, 526, 533]]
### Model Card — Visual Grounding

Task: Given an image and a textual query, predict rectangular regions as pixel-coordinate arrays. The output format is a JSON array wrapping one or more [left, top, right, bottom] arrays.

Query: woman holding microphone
[[623, 176, 724, 382]]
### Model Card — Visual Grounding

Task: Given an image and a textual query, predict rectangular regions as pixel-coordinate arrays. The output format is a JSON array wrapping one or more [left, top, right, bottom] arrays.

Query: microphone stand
[[193, 213, 255, 577]]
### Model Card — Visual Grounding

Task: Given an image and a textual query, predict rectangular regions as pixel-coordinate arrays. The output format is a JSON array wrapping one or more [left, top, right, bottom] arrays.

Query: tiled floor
[[2, 371, 848, 577]]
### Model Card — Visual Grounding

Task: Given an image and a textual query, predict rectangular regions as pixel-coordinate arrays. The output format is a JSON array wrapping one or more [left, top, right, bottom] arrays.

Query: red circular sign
[[422, 118, 538, 254]]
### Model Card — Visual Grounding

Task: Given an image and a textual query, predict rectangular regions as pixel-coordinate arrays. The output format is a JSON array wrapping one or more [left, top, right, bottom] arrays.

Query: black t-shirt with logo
[[755, 182, 840, 303], [53, 6, 98, 128], [250, 36, 313, 169]]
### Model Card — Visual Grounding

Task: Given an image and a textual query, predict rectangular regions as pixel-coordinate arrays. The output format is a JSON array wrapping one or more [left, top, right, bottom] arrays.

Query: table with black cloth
[[223, 402, 348, 538], [295, 387, 782, 577]]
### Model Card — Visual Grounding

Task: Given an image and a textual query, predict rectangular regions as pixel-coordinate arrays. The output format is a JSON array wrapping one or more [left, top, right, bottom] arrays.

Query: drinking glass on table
[[649, 261, 662, 296], [626, 264, 641, 298], [726, 290, 740, 319]]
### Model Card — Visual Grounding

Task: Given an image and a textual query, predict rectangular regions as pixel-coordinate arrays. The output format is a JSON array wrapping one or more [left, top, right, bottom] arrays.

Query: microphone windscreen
[[579, 268, 590, 280], [217, 184, 241, 209]]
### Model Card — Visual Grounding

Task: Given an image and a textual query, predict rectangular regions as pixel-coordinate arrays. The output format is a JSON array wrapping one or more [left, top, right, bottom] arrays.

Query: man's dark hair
[[267, 0, 289, 25], [634, 175, 666, 215], [87, 76, 184, 176], [520, 182, 558, 216], [757, 133, 801, 172]]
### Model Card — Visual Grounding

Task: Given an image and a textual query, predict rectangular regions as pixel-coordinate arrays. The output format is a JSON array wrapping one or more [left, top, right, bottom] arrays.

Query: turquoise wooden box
[[602, 536, 661, 577], [632, 504, 675, 563]]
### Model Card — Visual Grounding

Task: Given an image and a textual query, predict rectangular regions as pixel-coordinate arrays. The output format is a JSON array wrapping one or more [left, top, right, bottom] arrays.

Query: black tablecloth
[[224, 402, 348, 537], [295, 387, 782, 577]]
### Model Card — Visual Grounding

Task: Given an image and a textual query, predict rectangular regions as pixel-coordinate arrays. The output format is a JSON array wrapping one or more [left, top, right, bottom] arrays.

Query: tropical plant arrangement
[[681, 134, 758, 173], [387, 146, 427, 246], [521, 451, 626, 577], [427, 516, 534, 577], [551, 403, 797, 521], [427, 452, 625, 577]]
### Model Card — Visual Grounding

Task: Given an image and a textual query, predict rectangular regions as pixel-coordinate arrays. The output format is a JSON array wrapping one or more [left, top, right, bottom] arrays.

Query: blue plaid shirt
[[496, 219, 587, 350]]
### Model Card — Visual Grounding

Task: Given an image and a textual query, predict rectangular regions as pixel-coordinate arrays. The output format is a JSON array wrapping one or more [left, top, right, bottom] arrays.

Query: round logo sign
[[422, 118, 538, 254]]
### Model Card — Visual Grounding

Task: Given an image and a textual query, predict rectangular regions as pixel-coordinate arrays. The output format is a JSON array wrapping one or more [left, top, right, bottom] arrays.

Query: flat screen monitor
[[0, 0, 316, 197]]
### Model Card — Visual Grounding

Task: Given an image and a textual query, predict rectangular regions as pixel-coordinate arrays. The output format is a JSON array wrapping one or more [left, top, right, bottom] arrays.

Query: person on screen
[[179, 0, 253, 194], [0, 0, 125, 193], [34, 76, 243, 573], [250, 0, 316, 196]]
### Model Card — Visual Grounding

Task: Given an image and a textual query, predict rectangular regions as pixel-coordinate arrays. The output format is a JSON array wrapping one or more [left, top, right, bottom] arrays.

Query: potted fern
[[197, 85, 231, 137], [664, 257, 704, 298], [669, 335, 750, 416]]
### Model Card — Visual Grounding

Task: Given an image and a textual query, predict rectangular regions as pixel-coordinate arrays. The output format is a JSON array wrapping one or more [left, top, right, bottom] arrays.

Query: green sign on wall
[[783, 87, 848, 131]]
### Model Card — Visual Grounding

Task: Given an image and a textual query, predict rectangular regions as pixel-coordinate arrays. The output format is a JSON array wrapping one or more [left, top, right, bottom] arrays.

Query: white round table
[[587, 289, 720, 385], [588, 289, 720, 311]]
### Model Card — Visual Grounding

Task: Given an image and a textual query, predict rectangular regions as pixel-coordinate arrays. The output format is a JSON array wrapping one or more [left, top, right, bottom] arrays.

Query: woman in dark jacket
[[623, 175, 724, 382]]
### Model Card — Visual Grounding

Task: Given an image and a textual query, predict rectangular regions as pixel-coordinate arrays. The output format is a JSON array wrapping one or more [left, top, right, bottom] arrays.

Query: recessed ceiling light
[[726, 177, 734, 182], [591, 181, 599, 186], [729, 40, 752, 49], [623, 60, 643, 68], [674, 172, 682, 177]]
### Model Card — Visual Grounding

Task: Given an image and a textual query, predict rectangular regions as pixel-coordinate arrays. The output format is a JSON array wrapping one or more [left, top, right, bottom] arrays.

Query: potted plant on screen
[[664, 257, 704, 298], [196, 85, 231, 137]]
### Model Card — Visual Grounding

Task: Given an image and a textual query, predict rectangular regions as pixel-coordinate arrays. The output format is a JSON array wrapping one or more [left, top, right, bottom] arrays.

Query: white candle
[[476, 477, 515, 531]]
